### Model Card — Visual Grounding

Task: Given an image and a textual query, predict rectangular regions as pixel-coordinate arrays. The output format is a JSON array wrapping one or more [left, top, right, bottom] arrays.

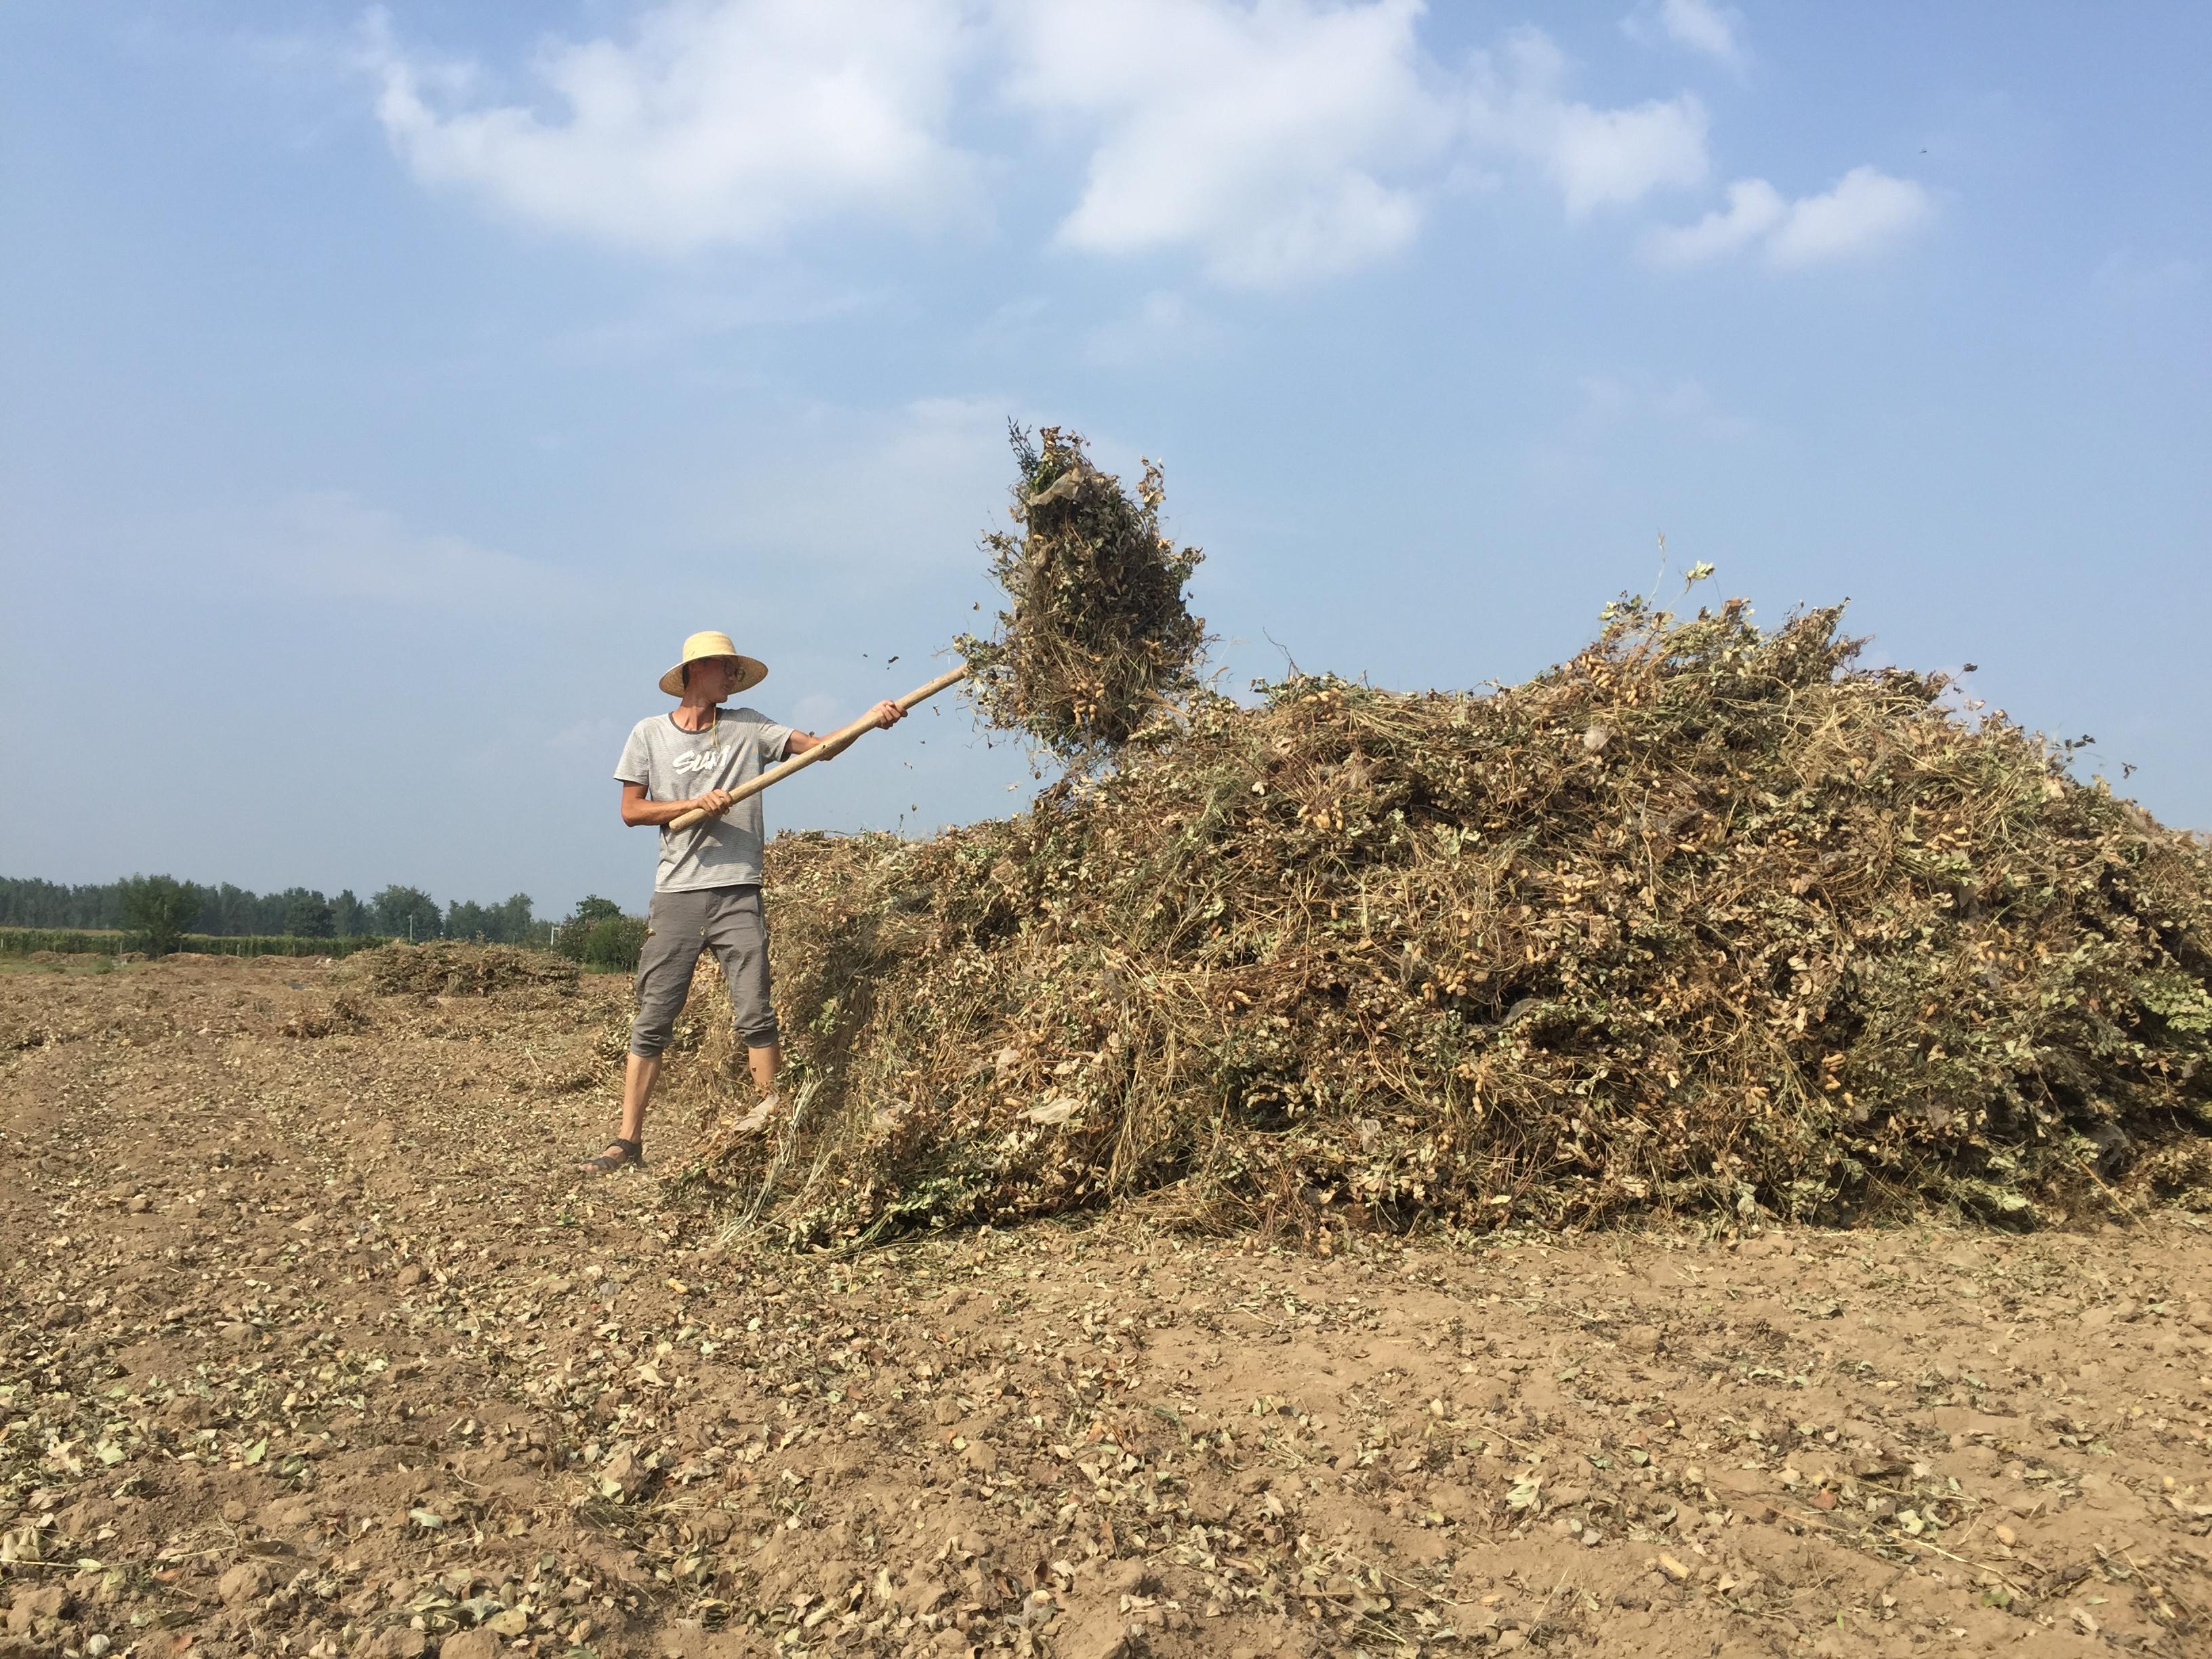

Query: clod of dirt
[[218, 1562, 270, 1603], [690, 596, 2212, 1245]]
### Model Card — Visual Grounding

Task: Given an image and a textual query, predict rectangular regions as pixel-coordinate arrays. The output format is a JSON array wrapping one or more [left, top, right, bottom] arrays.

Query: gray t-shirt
[[615, 706, 796, 892]]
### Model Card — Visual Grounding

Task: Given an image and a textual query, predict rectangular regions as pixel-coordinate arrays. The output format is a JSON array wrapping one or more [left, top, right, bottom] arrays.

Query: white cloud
[[998, 0, 1450, 287], [997, 7, 1713, 285], [349, 3, 1919, 289], [1624, 0, 1746, 72], [1466, 29, 1709, 218], [1645, 166, 1934, 268], [1542, 94, 1711, 216], [361, 0, 984, 254], [1641, 176, 1781, 264], [1765, 166, 1935, 267], [1661, 0, 1744, 64]]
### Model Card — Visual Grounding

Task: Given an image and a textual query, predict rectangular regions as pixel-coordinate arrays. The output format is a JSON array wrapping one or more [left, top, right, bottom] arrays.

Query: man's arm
[[784, 700, 905, 760], [621, 781, 732, 826]]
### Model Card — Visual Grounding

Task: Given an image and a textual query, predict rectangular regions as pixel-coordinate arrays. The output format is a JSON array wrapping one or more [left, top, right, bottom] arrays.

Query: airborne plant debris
[[956, 424, 1208, 763], [685, 593, 2212, 1245]]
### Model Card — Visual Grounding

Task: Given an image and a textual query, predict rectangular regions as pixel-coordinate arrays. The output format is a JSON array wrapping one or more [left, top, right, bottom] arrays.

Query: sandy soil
[[3, 955, 2209, 1659]]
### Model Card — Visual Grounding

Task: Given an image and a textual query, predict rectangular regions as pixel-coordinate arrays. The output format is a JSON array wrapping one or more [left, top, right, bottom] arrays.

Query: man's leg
[[581, 891, 701, 1170], [747, 1042, 779, 1097], [617, 1052, 663, 1143], [709, 885, 782, 1109]]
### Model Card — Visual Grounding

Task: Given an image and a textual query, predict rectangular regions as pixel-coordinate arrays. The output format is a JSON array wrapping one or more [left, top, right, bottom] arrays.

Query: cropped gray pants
[[629, 884, 778, 1057]]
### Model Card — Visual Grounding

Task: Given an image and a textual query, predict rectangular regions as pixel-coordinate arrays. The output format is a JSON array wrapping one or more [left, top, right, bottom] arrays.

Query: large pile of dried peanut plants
[[674, 445, 2212, 1248]]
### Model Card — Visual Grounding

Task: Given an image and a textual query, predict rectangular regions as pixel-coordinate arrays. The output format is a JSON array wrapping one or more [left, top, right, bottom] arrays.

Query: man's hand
[[826, 704, 899, 757], [690, 787, 735, 818], [791, 701, 905, 764]]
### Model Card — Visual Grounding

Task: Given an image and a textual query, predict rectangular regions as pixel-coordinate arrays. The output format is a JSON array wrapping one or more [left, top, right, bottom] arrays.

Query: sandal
[[577, 1136, 644, 1174]]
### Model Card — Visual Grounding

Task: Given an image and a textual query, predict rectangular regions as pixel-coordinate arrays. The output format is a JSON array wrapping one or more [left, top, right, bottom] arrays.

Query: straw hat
[[659, 630, 768, 698]]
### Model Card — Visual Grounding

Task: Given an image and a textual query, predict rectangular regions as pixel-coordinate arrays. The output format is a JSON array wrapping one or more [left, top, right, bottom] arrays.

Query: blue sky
[[4, 1, 2208, 919]]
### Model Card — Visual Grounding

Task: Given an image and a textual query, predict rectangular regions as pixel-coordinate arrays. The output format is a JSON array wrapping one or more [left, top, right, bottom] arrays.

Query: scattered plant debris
[[6, 944, 2211, 1659]]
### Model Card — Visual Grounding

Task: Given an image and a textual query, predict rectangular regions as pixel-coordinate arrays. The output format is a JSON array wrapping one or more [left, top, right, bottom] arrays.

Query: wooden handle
[[665, 663, 970, 832]]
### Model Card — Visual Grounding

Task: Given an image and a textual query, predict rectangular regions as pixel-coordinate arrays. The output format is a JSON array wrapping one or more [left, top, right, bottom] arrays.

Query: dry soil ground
[[3, 956, 2210, 1659]]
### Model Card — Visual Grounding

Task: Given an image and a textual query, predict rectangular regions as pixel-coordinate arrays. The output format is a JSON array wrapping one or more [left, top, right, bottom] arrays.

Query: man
[[578, 630, 903, 1174]]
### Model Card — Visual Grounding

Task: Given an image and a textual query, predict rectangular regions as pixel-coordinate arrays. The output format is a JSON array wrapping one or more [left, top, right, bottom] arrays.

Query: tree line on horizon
[[0, 875, 543, 945]]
